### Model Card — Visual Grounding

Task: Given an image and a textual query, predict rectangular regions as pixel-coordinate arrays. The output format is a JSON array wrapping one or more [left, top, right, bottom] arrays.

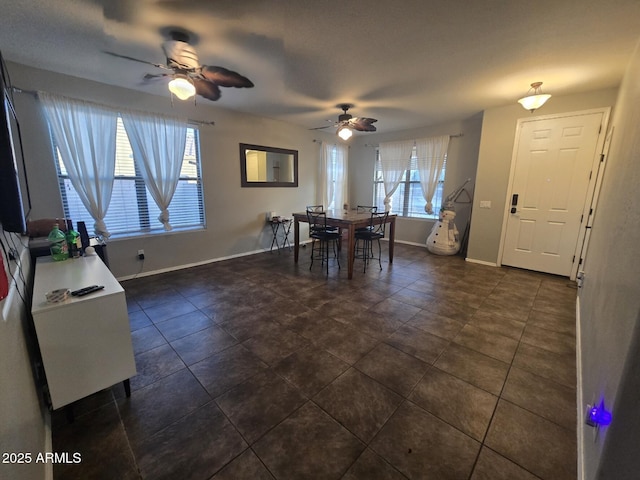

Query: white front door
[[501, 110, 607, 277]]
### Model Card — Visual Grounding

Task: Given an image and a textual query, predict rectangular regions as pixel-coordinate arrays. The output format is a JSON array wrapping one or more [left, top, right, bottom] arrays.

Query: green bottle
[[66, 227, 80, 258], [47, 224, 68, 261]]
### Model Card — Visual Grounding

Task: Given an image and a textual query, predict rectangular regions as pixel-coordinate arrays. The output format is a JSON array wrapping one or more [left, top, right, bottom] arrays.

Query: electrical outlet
[[137, 249, 145, 260], [479, 200, 492, 209]]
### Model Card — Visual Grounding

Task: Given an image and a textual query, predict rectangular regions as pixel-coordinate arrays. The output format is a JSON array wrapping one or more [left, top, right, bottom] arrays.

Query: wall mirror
[[240, 143, 298, 187]]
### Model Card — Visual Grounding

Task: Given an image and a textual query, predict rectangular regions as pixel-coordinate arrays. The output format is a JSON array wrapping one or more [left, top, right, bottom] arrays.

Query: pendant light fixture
[[518, 81, 551, 112], [168, 74, 196, 100], [337, 125, 353, 140]]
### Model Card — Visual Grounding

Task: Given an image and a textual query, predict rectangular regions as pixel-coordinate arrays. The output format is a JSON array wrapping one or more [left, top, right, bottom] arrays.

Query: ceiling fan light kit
[[518, 81, 551, 112], [337, 125, 353, 140], [168, 74, 196, 100]]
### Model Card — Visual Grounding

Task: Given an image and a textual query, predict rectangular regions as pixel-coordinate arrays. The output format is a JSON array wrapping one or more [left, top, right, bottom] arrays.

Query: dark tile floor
[[52, 243, 578, 479]]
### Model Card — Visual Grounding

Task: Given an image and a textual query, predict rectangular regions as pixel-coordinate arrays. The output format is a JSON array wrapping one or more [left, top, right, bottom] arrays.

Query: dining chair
[[356, 205, 378, 214], [307, 210, 341, 274], [306, 205, 338, 234], [354, 211, 389, 272], [356, 205, 378, 235]]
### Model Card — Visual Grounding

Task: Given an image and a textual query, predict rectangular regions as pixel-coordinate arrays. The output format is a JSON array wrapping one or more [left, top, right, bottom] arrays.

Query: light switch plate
[[479, 200, 491, 208]]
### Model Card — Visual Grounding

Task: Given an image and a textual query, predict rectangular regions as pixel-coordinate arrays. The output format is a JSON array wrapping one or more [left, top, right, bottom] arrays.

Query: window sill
[[394, 215, 439, 222], [105, 226, 206, 242]]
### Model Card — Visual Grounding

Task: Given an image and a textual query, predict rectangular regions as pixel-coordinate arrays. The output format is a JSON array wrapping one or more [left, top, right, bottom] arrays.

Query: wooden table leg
[[294, 219, 300, 263], [388, 217, 395, 264], [347, 224, 355, 279]]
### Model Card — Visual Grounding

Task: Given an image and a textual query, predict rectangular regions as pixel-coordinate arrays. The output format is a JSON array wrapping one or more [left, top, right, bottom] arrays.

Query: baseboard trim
[[116, 241, 312, 281], [464, 257, 498, 267], [118, 239, 473, 281], [393, 239, 427, 248], [117, 250, 262, 281]]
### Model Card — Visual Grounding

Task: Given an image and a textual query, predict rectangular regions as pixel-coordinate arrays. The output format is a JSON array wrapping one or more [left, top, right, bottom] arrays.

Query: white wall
[[348, 114, 483, 247], [8, 61, 334, 278], [0, 235, 49, 480], [578, 39, 640, 480], [466, 88, 619, 265]]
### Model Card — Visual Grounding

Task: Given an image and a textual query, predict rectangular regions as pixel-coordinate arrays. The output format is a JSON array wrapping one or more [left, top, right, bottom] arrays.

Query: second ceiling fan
[[313, 104, 378, 140]]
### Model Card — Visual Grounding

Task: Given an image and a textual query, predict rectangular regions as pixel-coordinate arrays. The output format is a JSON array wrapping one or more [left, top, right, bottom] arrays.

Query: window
[[54, 117, 204, 237], [373, 147, 446, 219]]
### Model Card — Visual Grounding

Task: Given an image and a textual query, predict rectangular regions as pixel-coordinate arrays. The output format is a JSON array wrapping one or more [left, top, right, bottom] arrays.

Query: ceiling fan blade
[[143, 72, 172, 81], [193, 78, 221, 101], [200, 66, 254, 88], [309, 125, 333, 130], [352, 123, 377, 132], [163, 40, 200, 70], [350, 117, 378, 132], [103, 51, 170, 70]]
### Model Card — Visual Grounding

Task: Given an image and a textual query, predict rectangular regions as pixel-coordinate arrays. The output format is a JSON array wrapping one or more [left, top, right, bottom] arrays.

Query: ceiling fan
[[313, 104, 378, 140], [104, 30, 254, 102]]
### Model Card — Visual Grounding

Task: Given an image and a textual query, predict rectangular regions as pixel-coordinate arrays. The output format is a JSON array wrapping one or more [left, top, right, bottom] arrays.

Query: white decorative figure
[[426, 208, 460, 255], [426, 178, 472, 256]]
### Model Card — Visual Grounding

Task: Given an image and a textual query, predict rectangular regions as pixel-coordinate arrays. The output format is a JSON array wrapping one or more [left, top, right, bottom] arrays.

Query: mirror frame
[[239, 143, 299, 188]]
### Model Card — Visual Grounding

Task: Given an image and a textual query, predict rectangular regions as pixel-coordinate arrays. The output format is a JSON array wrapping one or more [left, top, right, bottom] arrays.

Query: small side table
[[269, 217, 292, 252]]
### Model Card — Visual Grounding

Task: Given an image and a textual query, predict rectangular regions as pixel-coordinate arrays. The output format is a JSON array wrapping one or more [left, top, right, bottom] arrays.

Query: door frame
[[576, 125, 614, 274], [497, 107, 611, 280]]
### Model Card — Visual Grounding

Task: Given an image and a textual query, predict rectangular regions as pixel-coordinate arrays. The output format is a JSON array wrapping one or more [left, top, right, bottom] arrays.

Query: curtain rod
[[312, 139, 348, 144], [312, 139, 351, 147], [315, 132, 464, 147], [364, 133, 464, 148], [11, 86, 215, 126], [186, 119, 214, 126], [11, 86, 36, 96]]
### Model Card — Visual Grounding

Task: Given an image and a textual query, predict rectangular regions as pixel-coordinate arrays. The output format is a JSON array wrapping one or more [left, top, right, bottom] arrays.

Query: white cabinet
[[31, 256, 136, 409]]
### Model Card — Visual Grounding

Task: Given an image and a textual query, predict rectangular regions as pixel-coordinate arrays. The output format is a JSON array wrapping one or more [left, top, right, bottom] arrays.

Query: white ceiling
[[1, 0, 639, 134]]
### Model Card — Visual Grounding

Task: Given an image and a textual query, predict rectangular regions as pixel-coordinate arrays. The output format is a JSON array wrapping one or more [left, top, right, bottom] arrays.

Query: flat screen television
[[0, 52, 29, 234]]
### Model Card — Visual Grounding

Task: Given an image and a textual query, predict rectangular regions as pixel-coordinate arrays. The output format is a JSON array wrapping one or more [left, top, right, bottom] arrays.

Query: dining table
[[292, 210, 397, 279]]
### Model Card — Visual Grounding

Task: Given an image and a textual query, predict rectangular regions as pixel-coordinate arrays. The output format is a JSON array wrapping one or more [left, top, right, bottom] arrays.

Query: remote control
[[71, 285, 104, 296]]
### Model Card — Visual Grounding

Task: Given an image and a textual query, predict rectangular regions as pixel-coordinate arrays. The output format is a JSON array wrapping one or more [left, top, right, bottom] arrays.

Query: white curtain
[[378, 140, 413, 212], [320, 142, 348, 210], [40, 92, 117, 238], [415, 135, 450, 214], [121, 111, 187, 231]]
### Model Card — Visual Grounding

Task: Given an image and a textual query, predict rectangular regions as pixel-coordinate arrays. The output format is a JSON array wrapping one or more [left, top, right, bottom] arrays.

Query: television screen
[[0, 53, 28, 234]]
